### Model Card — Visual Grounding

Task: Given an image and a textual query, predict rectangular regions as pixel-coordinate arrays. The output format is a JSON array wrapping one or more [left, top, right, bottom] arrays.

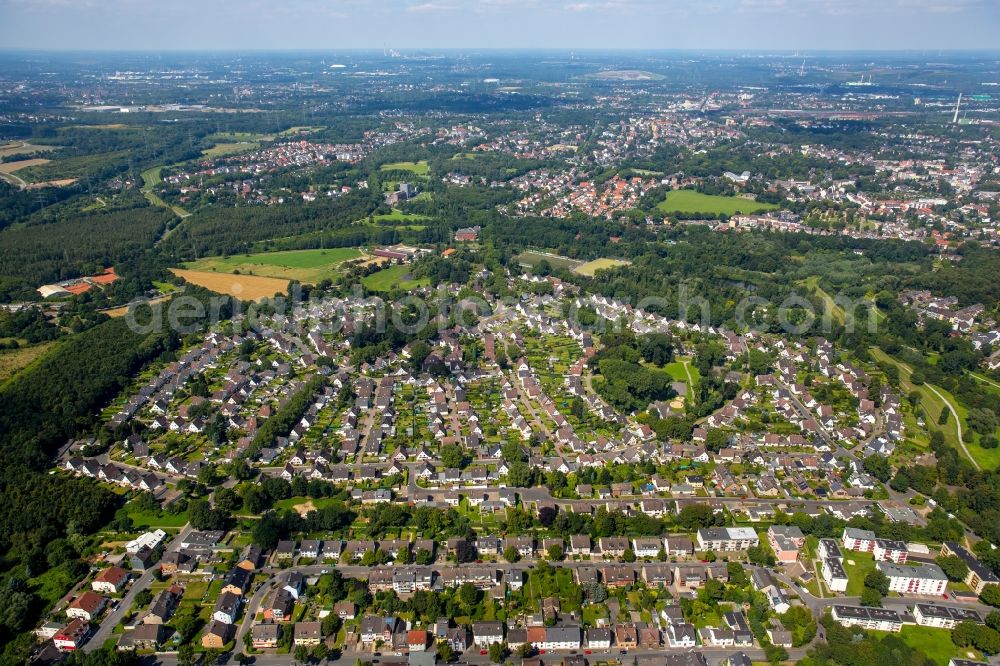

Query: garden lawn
[[841, 551, 876, 596]]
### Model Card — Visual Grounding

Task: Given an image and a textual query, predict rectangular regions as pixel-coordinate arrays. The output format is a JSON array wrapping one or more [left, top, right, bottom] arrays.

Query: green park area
[[657, 190, 778, 216]]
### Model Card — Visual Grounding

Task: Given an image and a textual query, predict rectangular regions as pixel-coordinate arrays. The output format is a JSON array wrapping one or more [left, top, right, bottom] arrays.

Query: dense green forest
[[0, 200, 172, 300]]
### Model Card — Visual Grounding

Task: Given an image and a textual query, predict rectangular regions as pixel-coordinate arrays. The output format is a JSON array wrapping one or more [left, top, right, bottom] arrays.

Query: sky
[[0, 0, 998, 51]]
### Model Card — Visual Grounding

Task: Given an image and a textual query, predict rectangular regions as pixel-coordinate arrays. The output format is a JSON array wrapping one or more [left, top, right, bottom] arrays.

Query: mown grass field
[[515, 250, 584, 272], [871, 625, 979, 665], [372, 209, 430, 223], [841, 550, 876, 596], [183, 247, 363, 284], [657, 190, 779, 216], [124, 503, 190, 529], [380, 160, 429, 176], [170, 268, 289, 301], [362, 264, 430, 292], [573, 258, 630, 277], [665, 359, 700, 387]]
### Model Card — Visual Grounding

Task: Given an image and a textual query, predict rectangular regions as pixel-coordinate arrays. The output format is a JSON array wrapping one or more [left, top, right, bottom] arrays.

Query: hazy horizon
[[1, 0, 998, 52]]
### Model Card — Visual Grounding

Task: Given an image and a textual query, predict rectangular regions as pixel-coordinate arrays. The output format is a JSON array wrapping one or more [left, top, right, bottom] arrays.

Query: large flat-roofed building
[[876, 562, 948, 596], [941, 542, 1000, 595], [913, 604, 982, 629], [842, 527, 876, 553], [831, 606, 903, 632], [873, 539, 908, 564], [697, 527, 759, 552], [819, 538, 842, 560], [822, 557, 848, 593]]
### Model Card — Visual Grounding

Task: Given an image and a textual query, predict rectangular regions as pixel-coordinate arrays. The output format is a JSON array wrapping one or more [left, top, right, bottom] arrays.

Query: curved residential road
[[84, 524, 195, 652], [925, 383, 976, 470]]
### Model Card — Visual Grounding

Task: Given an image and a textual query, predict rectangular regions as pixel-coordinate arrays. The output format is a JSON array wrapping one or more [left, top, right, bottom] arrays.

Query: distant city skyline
[[1, 0, 998, 51]]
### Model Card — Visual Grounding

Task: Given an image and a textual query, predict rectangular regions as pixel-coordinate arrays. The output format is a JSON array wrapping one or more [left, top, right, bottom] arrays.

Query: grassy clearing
[[665, 359, 700, 389], [183, 248, 362, 284], [804, 276, 845, 325], [380, 160, 429, 176], [202, 142, 260, 158], [871, 625, 977, 665], [656, 190, 778, 216], [124, 503, 190, 529], [515, 250, 584, 272], [141, 166, 190, 218], [170, 268, 289, 302], [573, 258, 630, 277], [372, 209, 431, 223], [0, 341, 57, 385], [362, 264, 430, 292], [206, 131, 276, 143], [273, 496, 346, 514]]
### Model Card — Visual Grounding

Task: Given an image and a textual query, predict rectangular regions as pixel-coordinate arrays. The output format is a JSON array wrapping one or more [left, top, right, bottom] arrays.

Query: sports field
[[362, 264, 430, 292], [573, 258, 630, 277], [657, 190, 779, 216], [183, 248, 363, 284], [380, 160, 430, 176], [170, 268, 290, 301]]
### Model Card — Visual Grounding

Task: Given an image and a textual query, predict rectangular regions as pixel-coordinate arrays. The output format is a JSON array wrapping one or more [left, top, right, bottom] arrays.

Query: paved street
[[84, 523, 195, 652]]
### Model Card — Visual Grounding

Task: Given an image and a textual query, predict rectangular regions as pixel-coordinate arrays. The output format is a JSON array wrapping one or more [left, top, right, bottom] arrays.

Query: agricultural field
[[380, 160, 429, 176], [182, 247, 363, 283], [362, 264, 430, 292], [0, 142, 56, 160], [0, 158, 57, 188], [515, 250, 584, 272], [0, 158, 50, 173], [573, 258, 630, 277], [657, 190, 779, 216], [170, 268, 290, 301]]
